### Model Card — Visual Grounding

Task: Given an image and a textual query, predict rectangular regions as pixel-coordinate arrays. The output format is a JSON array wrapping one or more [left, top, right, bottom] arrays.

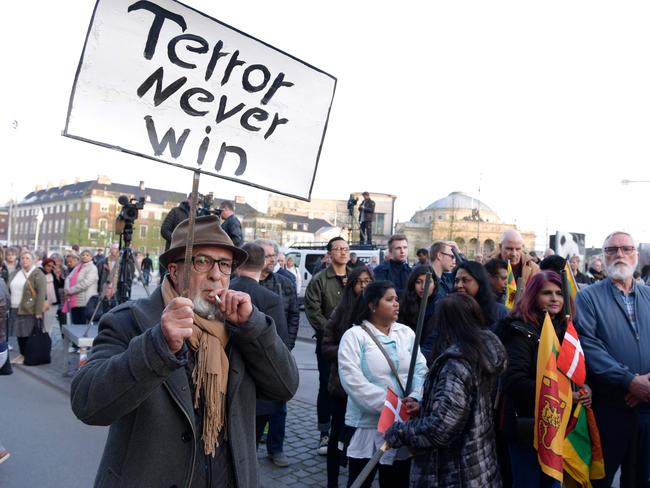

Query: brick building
[[10, 176, 186, 256]]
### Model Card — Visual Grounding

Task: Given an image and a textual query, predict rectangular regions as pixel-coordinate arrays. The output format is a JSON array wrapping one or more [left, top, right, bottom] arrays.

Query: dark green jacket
[[9, 267, 46, 316], [304, 265, 350, 334]]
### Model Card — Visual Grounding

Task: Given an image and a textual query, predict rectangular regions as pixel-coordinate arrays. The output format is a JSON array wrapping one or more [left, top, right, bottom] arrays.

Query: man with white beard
[[576, 231, 650, 488]]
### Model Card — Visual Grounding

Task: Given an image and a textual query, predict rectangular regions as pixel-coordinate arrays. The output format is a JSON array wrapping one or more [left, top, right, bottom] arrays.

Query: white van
[[285, 244, 383, 300]]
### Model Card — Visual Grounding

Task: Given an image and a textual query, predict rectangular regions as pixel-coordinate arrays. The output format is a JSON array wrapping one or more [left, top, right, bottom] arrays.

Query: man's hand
[[213, 289, 253, 326], [161, 297, 194, 353], [627, 374, 650, 406]]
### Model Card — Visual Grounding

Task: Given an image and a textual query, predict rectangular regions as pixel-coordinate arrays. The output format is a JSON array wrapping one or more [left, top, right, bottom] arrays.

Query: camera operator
[[346, 194, 358, 217], [219, 200, 243, 247]]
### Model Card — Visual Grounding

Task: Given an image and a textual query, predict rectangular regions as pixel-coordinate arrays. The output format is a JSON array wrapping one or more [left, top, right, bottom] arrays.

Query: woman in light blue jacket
[[338, 281, 427, 488]]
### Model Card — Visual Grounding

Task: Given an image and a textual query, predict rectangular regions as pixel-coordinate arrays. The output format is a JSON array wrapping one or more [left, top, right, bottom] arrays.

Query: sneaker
[[317, 435, 329, 456], [0, 451, 10, 464], [268, 452, 289, 467]]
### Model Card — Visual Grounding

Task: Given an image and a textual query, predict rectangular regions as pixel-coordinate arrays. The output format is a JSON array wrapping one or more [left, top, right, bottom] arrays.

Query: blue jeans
[[508, 443, 560, 488], [267, 403, 287, 455]]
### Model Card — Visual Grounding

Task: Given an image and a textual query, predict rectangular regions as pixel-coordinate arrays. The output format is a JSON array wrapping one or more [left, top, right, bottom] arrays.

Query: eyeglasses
[[330, 247, 349, 253], [176, 255, 235, 275], [604, 246, 636, 256], [355, 279, 373, 285], [264, 254, 278, 260], [440, 252, 455, 259]]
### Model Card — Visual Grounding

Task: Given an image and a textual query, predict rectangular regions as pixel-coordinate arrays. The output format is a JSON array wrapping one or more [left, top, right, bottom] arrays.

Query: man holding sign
[[71, 216, 298, 487]]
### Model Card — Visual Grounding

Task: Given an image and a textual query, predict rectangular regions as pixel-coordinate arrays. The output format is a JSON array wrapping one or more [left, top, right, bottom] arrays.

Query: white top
[[347, 427, 411, 464], [9, 267, 33, 308]]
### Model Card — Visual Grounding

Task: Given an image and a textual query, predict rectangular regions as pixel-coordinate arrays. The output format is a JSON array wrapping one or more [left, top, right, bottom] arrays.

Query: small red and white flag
[[557, 319, 587, 386], [377, 387, 410, 433]]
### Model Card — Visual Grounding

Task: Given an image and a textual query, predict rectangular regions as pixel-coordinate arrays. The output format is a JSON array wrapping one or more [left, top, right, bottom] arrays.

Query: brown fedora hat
[[159, 215, 248, 268]]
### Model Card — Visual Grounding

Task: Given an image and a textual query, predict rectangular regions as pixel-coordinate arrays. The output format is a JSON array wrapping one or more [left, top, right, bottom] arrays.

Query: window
[[54, 220, 59, 233], [99, 218, 108, 231], [100, 204, 109, 212], [140, 225, 148, 238]]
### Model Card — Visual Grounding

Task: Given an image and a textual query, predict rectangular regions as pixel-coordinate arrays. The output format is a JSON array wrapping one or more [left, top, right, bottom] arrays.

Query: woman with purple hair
[[496, 271, 591, 487]]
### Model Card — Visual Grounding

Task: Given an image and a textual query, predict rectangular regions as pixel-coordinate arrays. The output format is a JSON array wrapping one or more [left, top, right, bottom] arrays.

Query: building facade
[[10, 176, 186, 256], [396, 191, 536, 259], [267, 191, 397, 245]]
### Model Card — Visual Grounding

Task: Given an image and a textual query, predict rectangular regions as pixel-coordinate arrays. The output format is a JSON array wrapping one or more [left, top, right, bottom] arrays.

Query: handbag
[[24, 318, 52, 366], [360, 323, 406, 397]]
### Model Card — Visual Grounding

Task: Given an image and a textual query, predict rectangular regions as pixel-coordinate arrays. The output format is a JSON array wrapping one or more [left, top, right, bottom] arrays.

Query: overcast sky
[[2, 1, 650, 249]]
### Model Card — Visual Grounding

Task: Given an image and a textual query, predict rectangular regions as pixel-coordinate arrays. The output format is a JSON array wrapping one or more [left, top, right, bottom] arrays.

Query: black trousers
[[315, 335, 332, 434], [17, 337, 29, 356], [327, 396, 347, 488], [359, 221, 373, 245], [592, 403, 650, 488], [346, 457, 410, 488]]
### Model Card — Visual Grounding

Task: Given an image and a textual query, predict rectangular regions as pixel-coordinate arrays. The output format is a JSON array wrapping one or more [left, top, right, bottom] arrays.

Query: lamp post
[[621, 179, 650, 185]]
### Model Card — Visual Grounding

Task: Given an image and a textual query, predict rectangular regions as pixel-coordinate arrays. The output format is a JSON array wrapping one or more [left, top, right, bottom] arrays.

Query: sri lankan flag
[[563, 404, 606, 487], [564, 261, 578, 300], [534, 313, 573, 482], [506, 260, 517, 309]]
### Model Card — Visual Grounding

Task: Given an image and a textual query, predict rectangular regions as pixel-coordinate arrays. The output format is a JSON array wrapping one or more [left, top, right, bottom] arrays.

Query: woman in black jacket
[[398, 265, 437, 360], [321, 265, 373, 488], [385, 293, 506, 487], [453, 261, 508, 330], [497, 270, 591, 488]]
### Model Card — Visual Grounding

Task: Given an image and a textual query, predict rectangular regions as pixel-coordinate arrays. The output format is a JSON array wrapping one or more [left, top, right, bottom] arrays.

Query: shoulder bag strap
[[24, 271, 37, 298], [359, 324, 406, 397]]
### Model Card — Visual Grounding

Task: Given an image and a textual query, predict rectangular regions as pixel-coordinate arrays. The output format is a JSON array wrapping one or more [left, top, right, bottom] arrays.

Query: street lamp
[[621, 179, 650, 185]]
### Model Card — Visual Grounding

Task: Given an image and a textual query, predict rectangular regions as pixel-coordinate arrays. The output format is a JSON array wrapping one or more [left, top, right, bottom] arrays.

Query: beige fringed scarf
[[162, 278, 229, 456]]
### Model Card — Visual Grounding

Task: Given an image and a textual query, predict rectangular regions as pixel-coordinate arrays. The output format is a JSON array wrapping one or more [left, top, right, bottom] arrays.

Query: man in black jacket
[[358, 191, 375, 245], [373, 234, 412, 295], [230, 243, 291, 467], [219, 200, 243, 247]]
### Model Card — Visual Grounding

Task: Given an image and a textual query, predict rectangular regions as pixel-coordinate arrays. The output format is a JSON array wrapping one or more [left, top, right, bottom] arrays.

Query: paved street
[[0, 368, 108, 487], [0, 282, 359, 487]]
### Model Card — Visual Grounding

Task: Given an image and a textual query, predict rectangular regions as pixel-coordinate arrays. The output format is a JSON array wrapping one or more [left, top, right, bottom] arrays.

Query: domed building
[[396, 191, 535, 259]]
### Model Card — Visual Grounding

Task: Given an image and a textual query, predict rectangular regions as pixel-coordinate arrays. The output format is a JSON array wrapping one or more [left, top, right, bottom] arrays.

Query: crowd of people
[[305, 229, 650, 488], [1, 208, 649, 487]]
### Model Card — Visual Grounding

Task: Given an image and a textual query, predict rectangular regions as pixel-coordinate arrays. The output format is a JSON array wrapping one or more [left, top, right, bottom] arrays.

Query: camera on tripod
[[347, 194, 358, 216], [197, 192, 222, 217], [115, 195, 145, 243]]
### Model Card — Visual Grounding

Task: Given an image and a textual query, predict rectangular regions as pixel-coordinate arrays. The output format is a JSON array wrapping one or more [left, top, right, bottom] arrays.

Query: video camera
[[347, 195, 358, 216], [115, 195, 145, 247], [197, 192, 222, 217]]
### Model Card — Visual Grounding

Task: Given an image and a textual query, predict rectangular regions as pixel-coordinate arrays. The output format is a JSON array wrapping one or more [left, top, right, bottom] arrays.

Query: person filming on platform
[[71, 215, 298, 487]]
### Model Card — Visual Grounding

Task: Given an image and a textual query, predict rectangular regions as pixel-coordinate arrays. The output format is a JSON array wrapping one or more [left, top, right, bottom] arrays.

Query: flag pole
[[349, 442, 389, 488], [405, 272, 432, 396], [181, 171, 201, 298], [561, 269, 571, 319]]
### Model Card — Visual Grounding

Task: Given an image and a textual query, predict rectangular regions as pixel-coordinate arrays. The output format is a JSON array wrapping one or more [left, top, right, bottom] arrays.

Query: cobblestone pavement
[[258, 399, 348, 487]]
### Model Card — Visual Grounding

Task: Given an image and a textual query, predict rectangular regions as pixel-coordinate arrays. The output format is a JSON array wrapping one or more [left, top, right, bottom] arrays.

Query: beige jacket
[[65, 261, 99, 307]]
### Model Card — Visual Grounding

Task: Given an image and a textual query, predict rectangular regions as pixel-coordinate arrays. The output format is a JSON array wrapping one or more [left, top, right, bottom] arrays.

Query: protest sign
[[64, 0, 336, 200]]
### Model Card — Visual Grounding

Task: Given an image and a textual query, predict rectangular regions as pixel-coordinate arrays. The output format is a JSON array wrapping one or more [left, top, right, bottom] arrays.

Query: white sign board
[[64, 0, 336, 200]]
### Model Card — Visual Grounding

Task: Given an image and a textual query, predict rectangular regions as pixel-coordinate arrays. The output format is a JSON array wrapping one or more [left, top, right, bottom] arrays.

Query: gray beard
[[606, 262, 634, 281], [193, 295, 224, 321]]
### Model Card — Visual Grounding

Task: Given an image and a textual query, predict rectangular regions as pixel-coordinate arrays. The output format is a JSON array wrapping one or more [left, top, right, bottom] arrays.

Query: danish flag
[[377, 387, 410, 433], [557, 319, 587, 386]]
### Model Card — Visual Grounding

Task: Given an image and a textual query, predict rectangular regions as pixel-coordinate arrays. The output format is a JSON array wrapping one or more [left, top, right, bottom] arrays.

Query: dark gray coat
[[70, 287, 298, 487], [385, 330, 506, 488]]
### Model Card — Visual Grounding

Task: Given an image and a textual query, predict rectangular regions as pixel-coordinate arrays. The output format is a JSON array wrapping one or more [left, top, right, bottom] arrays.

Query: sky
[[2, 1, 650, 250]]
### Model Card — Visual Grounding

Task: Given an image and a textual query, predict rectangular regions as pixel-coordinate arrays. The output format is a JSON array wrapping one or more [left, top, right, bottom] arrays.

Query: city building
[[395, 191, 536, 259], [9, 176, 186, 256], [267, 191, 397, 245], [0, 207, 8, 245]]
